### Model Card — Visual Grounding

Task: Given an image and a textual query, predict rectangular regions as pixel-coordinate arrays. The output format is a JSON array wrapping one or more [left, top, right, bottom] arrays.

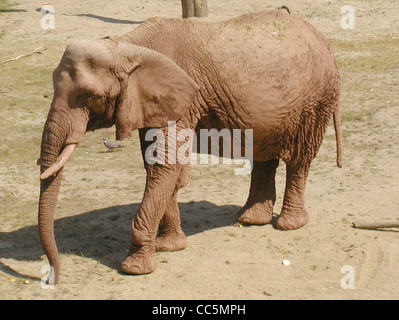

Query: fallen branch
[[352, 220, 399, 230], [277, 5, 291, 14], [1, 47, 48, 64]]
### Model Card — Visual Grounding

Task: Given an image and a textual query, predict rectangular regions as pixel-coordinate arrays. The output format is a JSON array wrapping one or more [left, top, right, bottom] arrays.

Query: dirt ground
[[1, 0, 398, 300]]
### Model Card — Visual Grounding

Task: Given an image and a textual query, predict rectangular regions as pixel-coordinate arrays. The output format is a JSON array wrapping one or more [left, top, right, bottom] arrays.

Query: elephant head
[[38, 39, 199, 284]]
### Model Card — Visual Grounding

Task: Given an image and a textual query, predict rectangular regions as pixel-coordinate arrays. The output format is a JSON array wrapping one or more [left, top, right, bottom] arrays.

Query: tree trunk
[[181, 0, 208, 18], [181, 0, 195, 18]]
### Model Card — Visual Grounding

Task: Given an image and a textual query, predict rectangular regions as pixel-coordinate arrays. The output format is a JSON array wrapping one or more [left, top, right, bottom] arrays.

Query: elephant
[[37, 10, 342, 283]]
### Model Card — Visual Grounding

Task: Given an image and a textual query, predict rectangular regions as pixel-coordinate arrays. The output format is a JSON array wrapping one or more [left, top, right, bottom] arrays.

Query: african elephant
[[38, 10, 342, 283]]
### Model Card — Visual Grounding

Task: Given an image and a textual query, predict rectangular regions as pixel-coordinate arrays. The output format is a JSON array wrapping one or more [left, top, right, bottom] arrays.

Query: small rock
[[282, 259, 291, 266]]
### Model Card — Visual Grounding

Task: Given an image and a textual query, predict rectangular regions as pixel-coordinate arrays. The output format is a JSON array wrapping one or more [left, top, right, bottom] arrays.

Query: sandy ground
[[0, 0, 398, 300]]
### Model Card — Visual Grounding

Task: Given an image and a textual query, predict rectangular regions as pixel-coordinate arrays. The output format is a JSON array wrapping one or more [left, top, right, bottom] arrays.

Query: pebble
[[282, 259, 291, 266]]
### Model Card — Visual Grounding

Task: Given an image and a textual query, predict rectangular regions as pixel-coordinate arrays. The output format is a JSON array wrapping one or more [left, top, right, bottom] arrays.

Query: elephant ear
[[114, 43, 199, 140]]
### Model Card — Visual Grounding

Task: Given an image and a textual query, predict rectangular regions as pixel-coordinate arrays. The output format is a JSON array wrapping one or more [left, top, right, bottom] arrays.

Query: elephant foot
[[235, 202, 273, 225], [156, 232, 187, 252], [275, 206, 309, 230], [121, 244, 156, 275]]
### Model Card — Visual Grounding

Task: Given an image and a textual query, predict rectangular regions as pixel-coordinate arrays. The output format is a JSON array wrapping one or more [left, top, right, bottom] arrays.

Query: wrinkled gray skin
[[38, 11, 342, 283]]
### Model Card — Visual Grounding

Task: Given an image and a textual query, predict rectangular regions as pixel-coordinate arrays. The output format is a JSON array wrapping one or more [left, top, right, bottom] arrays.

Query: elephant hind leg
[[276, 162, 310, 230], [275, 95, 337, 230], [236, 159, 279, 225]]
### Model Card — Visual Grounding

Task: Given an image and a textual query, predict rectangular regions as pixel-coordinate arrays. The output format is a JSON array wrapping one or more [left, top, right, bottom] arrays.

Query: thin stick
[[1, 47, 48, 64], [352, 220, 399, 230]]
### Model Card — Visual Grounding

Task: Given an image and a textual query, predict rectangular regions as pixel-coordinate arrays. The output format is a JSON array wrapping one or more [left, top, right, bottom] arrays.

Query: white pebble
[[282, 259, 291, 266]]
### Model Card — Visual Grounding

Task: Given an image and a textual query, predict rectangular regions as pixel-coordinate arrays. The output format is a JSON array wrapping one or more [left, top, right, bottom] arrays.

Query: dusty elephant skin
[[37, 10, 342, 283]]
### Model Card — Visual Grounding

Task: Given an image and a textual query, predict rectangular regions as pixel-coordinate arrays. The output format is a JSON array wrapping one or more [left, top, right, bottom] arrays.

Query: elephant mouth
[[39, 143, 77, 180]]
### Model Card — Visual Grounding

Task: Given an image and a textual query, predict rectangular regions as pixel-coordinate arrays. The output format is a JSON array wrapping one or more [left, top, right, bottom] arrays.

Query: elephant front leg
[[121, 165, 181, 275], [276, 162, 310, 230], [156, 192, 187, 252], [236, 159, 279, 225]]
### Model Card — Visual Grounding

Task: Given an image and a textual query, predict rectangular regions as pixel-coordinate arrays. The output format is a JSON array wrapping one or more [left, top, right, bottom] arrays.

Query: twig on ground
[[1, 47, 48, 64], [277, 5, 291, 14]]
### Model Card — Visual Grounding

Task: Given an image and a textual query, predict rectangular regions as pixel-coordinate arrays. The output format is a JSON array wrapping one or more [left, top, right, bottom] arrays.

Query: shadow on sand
[[0, 201, 243, 279]]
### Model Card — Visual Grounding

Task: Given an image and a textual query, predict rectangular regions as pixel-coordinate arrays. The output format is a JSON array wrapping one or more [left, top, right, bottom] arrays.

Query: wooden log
[[352, 220, 399, 230], [1, 47, 47, 64]]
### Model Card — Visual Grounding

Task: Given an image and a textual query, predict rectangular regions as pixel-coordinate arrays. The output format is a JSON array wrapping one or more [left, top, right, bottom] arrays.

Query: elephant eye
[[82, 94, 105, 113], [82, 94, 93, 107]]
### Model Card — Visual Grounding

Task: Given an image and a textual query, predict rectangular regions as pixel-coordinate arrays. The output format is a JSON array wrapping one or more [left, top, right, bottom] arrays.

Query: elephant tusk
[[40, 144, 77, 180]]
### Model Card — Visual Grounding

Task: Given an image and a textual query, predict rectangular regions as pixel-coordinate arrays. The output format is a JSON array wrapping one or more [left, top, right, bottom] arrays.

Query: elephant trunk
[[38, 172, 62, 284], [37, 110, 82, 284]]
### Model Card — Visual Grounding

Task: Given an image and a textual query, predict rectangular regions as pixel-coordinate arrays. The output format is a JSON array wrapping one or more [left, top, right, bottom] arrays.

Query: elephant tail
[[333, 104, 343, 168]]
